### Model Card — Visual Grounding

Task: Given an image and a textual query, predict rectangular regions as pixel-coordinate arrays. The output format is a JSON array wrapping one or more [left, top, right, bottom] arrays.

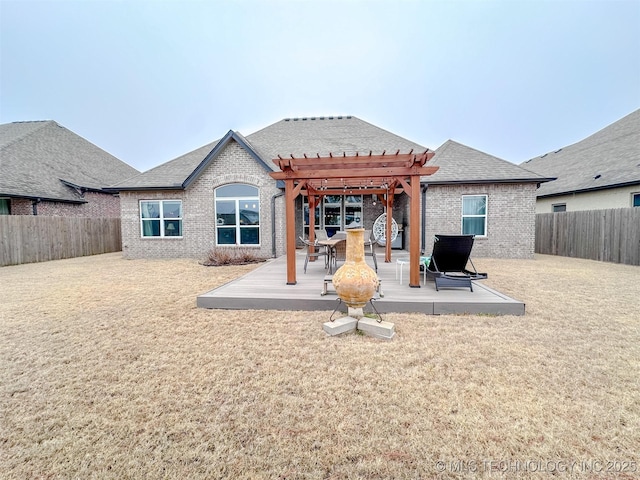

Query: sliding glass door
[[302, 195, 362, 237]]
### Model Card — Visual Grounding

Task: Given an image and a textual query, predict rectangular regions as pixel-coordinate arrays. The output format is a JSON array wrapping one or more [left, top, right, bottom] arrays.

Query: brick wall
[[8, 199, 33, 215], [424, 183, 537, 258], [7, 192, 121, 217], [118, 141, 538, 260], [121, 141, 282, 259], [362, 195, 385, 231]]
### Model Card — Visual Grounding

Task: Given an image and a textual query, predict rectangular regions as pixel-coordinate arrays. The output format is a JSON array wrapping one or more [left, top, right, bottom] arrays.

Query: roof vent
[[554, 148, 563, 153], [293, 118, 299, 121], [347, 116, 352, 119], [337, 116, 343, 119], [328, 116, 334, 119], [594, 174, 601, 180], [284, 118, 290, 122], [541, 154, 547, 158], [319, 117, 325, 120]]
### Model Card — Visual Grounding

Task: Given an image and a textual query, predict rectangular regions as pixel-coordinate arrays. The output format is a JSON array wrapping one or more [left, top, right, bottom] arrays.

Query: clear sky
[[1, 0, 639, 172]]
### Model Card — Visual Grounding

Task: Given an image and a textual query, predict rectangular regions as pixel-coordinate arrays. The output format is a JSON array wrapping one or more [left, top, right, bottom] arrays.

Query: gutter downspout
[[32, 198, 41, 216], [271, 191, 285, 258], [421, 184, 428, 254]]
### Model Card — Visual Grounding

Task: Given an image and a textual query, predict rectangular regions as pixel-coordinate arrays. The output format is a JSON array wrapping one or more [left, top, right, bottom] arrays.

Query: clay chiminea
[[332, 228, 379, 309]]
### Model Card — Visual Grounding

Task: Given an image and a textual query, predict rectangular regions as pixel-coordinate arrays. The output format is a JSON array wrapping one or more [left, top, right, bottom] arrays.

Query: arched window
[[215, 184, 260, 245]]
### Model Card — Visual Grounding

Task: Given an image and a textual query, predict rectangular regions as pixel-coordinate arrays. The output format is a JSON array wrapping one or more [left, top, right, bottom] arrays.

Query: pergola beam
[[276, 152, 433, 170], [303, 188, 405, 196], [270, 166, 438, 181]]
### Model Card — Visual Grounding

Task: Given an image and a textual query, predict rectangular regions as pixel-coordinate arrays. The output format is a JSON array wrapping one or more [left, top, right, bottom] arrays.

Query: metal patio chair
[[329, 239, 347, 273], [364, 229, 378, 271], [299, 236, 329, 273]]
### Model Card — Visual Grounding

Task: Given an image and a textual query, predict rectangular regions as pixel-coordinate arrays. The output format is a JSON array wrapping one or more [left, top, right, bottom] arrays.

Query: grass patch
[[1, 253, 638, 479]]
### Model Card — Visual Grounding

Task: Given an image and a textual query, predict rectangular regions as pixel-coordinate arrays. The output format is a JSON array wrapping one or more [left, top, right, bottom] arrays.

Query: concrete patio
[[197, 250, 525, 315]]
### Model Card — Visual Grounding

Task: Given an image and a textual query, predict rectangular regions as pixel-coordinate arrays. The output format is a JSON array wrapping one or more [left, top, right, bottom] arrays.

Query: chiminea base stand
[[323, 300, 395, 340]]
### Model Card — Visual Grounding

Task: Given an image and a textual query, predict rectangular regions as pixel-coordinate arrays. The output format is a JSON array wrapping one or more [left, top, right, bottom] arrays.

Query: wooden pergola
[[269, 150, 438, 287]]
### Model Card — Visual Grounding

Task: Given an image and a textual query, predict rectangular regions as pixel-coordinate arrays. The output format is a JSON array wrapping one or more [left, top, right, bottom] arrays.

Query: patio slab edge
[[196, 254, 526, 316]]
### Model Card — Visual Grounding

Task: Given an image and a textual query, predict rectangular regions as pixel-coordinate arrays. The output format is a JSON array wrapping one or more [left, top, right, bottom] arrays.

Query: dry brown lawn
[[1, 253, 639, 479]]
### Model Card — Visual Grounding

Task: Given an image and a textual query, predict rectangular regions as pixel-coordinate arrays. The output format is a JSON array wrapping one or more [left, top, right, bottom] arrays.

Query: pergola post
[[308, 194, 317, 261], [285, 178, 297, 285], [385, 193, 394, 263], [409, 177, 421, 287]]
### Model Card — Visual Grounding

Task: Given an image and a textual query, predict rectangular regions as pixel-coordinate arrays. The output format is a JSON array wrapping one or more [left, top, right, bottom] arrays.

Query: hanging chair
[[372, 213, 398, 247]]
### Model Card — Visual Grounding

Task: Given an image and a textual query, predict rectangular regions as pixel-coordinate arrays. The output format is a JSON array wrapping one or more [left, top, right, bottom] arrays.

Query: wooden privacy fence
[[0, 216, 122, 267], [536, 208, 640, 266]]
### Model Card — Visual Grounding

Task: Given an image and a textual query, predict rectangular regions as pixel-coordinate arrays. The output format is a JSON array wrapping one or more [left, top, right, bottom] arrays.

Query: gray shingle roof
[[425, 140, 552, 184], [521, 109, 640, 197], [111, 140, 219, 190], [0, 120, 139, 202], [246, 116, 427, 168], [112, 115, 551, 190], [113, 116, 431, 189], [111, 130, 273, 190]]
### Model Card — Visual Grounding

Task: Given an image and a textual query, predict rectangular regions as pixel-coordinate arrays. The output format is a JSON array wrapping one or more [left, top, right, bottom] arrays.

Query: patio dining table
[[318, 238, 344, 273]]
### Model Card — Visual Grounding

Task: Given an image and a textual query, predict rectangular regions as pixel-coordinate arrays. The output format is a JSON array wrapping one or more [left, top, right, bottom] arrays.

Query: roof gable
[[112, 131, 272, 190], [183, 130, 273, 188], [521, 109, 640, 197], [426, 140, 552, 184], [0, 120, 139, 202]]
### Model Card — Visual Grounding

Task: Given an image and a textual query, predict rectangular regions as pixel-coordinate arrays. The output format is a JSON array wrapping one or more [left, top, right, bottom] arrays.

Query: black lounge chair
[[426, 234, 487, 292]]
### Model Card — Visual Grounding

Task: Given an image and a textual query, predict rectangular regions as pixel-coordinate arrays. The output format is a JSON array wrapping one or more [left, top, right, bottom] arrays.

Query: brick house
[[112, 116, 551, 260], [425, 140, 551, 258], [0, 121, 139, 216]]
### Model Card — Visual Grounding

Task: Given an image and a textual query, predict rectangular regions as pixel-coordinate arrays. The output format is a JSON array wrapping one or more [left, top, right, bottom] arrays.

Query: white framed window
[[140, 200, 182, 238], [215, 184, 260, 245], [552, 203, 567, 212], [462, 195, 487, 237]]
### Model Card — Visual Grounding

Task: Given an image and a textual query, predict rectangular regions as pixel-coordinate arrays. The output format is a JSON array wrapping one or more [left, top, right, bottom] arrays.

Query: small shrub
[[201, 247, 267, 266]]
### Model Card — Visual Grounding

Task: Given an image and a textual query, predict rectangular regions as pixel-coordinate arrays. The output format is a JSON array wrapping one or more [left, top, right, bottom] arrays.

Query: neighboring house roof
[[425, 140, 552, 185], [0, 120, 139, 203], [521, 108, 640, 198]]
